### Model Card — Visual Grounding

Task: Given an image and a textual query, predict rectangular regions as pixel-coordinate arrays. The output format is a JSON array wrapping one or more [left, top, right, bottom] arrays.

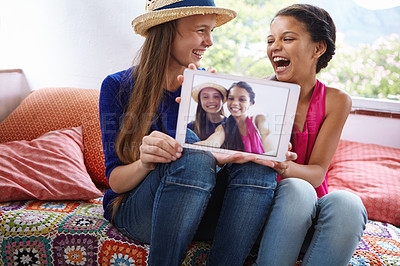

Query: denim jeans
[[112, 148, 277, 266], [255, 178, 367, 266]]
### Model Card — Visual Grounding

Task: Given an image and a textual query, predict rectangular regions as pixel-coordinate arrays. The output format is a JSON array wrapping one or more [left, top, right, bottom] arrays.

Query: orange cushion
[[0, 87, 108, 188], [0, 127, 103, 201], [328, 140, 400, 226]]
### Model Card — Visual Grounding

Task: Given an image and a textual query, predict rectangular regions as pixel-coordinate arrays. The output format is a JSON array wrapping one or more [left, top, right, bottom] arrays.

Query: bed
[[1, 87, 399, 265]]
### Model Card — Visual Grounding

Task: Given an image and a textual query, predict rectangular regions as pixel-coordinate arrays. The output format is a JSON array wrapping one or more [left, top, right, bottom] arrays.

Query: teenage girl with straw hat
[[99, 0, 278, 264], [188, 82, 227, 140]]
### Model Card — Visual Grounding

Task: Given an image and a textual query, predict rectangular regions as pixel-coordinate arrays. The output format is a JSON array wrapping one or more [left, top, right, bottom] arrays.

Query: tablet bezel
[[176, 69, 300, 162]]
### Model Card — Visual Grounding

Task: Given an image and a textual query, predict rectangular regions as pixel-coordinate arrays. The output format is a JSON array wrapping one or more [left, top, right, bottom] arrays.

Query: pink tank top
[[242, 116, 265, 154], [277, 79, 328, 198]]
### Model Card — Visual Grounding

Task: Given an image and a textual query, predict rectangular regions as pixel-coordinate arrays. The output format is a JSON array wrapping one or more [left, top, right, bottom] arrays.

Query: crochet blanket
[[1, 197, 399, 265]]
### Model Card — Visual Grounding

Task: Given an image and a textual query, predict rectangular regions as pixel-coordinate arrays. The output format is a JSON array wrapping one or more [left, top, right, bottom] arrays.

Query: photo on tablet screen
[[176, 69, 300, 162]]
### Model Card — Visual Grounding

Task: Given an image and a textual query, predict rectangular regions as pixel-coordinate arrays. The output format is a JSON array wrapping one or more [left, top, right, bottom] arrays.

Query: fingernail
[[177, 147, 183, 152]]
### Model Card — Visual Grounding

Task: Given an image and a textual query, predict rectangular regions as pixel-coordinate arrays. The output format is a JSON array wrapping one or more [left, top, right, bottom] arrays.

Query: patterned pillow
[[0, 87, 108, 188], [328, 140, 400, 226], [0, 127, 103, 201]]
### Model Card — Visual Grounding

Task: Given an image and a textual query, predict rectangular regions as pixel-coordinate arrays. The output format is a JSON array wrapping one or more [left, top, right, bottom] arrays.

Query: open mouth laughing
[[193, 49, 205, 59], [273, 56, 290, 71]]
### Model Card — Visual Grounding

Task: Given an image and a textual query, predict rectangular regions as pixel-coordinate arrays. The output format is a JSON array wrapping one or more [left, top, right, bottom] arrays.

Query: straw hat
[[132, 0, 237, 37], [191, 82, 227, 103]]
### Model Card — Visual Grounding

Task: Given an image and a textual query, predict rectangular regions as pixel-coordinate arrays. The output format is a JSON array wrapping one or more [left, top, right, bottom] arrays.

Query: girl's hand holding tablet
[[140, 131, 182, 167]]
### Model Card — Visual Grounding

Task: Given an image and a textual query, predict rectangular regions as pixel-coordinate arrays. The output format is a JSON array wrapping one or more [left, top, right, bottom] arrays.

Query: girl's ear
[[314, 40, 327, 59]]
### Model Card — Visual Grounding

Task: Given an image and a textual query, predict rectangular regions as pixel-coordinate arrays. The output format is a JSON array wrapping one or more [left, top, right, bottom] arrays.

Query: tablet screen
[[176, 69, 300, 161]]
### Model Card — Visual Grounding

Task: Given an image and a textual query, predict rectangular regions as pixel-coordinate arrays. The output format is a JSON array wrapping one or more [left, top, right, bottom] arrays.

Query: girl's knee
[[277, 178, 317, 204], [274, 178, 317, 218], [228, 162, 277, 188], [324, 191, 365, 212], [180, 149, 215, 166], [166, 149, 216, 190], [320, 190, 367, 227], [279, 178, 314, 193]]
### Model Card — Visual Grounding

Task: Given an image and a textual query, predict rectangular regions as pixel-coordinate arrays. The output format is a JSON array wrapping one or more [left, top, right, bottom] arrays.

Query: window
[[205, 0, 400, 111]]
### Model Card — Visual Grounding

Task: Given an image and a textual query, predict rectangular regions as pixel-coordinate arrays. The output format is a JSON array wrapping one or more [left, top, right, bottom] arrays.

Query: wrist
[[139, 159, 156, 171]]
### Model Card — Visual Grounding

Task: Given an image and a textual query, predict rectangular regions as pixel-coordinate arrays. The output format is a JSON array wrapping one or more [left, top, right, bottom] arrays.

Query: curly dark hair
[[273, 4, 336, 73]]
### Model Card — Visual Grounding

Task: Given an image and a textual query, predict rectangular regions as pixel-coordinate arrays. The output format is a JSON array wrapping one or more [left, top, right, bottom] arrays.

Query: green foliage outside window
[[205, 0, 400, 101], [320, 34, 400, 100]]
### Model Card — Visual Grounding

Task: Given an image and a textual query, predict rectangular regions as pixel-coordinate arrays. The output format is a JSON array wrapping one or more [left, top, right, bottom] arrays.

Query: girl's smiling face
[[199, 87, 223, 114], [267, 15, 320, 84], [227, 86, 253, 117], [170, 14, 216, 70]]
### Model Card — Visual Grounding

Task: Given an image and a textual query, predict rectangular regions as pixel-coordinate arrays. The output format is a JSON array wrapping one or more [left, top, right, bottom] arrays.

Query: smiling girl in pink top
[[255, 4, 367, 265]]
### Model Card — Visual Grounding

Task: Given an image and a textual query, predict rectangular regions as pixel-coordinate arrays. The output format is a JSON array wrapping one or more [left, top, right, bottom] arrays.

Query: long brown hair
[[109, 20, 178, 220]]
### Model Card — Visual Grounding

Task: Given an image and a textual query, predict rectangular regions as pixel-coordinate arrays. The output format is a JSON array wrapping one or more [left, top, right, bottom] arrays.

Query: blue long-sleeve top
[[99, 67, 196, 221]]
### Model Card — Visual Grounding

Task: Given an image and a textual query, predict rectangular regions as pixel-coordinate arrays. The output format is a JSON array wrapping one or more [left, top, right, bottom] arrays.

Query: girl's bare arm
[[273, 88, 351, 188]]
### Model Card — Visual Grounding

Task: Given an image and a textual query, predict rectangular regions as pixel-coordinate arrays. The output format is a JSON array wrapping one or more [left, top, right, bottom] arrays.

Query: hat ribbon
[[154, 0, 216, 11]]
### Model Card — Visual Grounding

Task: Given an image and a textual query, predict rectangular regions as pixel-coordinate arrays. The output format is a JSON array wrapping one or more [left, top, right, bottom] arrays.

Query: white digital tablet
[[176, 69, 300, 162]]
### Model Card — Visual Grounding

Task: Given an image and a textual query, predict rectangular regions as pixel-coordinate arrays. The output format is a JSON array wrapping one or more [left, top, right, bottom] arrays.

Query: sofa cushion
[[328, 140, 400, 226], [0, 127, 102, 201], [0, 87, 108, 188]]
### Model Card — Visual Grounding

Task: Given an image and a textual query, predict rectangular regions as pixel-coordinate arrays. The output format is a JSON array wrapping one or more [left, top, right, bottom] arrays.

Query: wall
[[0, 0, 144, 91], [343, 97, 400, 148], [0, 69, 30, 122], [1, 1, 399, 148], [342, 113, 400, 149]]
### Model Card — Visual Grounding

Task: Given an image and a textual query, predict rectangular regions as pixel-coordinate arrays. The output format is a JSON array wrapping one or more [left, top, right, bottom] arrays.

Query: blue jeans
[[256, 178, 367, 266], [112, 148, 277, 266]]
